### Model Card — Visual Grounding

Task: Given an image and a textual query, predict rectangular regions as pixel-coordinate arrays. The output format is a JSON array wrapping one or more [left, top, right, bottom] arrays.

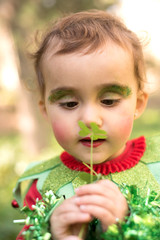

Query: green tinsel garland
[[102, 184, 160, 240], [14, 190, 63, 240], [14, 184, 160, 240]]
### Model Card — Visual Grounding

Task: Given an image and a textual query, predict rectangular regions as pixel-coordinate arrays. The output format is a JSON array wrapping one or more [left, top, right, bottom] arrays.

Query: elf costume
[[13, 134, 160, 239]]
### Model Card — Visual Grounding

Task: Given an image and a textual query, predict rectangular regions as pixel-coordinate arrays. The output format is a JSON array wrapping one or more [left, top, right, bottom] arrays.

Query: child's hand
[[75, 179, 128, 231], [50, 196, 92, 240]]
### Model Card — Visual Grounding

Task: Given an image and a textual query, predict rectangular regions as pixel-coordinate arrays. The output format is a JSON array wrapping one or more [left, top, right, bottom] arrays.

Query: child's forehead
[[42, 44, 134, 86], [42, 42, 137, 94], [42, 41, 133, 70]]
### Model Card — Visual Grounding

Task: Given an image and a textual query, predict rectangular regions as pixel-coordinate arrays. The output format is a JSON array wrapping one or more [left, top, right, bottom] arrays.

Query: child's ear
[[134, 91, 148, 119], [39, 100, 49, 121]]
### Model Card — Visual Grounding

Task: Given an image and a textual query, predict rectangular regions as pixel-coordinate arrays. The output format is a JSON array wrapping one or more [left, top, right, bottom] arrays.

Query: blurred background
[[0, 0, 160, 239]]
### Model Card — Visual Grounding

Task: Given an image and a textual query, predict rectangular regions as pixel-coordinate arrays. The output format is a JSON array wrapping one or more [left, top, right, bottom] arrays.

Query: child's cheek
[[51, 122, 71, 145], [118, 116, 133, 138], [110, 115, 133, 142]]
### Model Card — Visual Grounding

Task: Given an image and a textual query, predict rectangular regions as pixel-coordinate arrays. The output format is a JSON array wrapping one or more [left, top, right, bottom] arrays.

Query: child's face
[[40, 43, 148, 164]]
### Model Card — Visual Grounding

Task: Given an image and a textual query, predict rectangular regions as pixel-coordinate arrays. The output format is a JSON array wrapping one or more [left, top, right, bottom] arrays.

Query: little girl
[[13, 10, 160, 240]]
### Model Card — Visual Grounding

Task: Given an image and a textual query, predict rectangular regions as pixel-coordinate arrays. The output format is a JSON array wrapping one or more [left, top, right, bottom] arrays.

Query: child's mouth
[[80, 137, 106, 148]]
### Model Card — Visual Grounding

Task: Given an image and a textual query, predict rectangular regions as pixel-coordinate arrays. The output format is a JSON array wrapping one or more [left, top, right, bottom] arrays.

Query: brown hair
[[32, 10, 146, 98]]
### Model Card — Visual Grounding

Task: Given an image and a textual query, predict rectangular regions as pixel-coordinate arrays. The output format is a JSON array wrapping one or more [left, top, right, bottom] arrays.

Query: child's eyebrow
[[48, 88, 75, 102], [98, 84, 132, 97]]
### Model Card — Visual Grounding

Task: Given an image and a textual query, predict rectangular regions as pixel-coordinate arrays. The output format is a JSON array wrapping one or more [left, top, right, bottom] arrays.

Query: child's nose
[[81, 105, 103, 128]]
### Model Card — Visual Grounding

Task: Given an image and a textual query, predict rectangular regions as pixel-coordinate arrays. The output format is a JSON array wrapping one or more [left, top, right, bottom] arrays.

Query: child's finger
[[57, 212, 92, 225], [54, 196, 84, 215], [79, 204, 115, 229], [50, 197, 92, 224], [75, 194, 115, 215], [75, 182, 118, 199], [97, 179, 119, 190]]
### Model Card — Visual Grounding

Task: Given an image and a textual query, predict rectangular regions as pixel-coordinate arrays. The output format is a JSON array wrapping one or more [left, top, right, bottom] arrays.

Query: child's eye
[[59, 101, 79, 109], [101, 99, 120, 106]]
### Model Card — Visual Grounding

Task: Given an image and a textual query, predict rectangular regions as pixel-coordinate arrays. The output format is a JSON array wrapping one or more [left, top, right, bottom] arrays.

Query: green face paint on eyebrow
[[99, 85, 132, 98], [48, 89, 74, 103]]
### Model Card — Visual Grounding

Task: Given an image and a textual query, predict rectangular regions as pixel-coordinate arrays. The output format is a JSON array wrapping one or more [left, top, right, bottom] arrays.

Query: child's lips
[[80, 137, 106, 148]]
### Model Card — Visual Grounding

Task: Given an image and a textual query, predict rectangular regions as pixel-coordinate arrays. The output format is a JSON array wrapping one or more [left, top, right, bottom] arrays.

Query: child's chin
[[73, 151, 109, 164], [82, 157, 107, 165]]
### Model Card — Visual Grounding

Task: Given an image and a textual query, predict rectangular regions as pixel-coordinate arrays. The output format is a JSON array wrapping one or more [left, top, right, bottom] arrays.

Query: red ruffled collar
[[60, 136, 146, 175]]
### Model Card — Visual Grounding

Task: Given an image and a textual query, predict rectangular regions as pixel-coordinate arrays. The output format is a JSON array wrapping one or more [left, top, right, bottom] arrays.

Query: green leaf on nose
[[78, 121, 91, 137], [78, 121, 107, 140], [90, 122, 107, 140]]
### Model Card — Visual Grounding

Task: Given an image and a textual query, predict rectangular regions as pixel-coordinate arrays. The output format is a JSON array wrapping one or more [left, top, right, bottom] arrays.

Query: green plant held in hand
[[78, 121, 107, 182], [78, 121, 107, 239]]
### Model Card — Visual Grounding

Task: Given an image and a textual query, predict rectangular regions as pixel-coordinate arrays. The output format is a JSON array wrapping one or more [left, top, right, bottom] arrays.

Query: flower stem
[[90, 136, 93, 183], [78, 223, 86, 238]]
